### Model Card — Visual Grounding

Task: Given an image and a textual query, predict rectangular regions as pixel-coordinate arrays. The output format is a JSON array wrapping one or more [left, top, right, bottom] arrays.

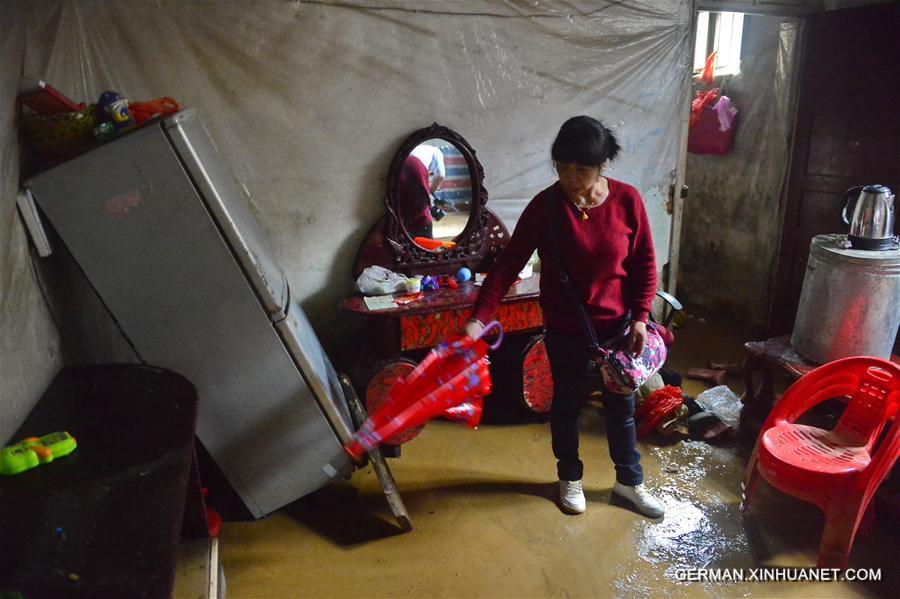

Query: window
[[693, 12, 745, 77]]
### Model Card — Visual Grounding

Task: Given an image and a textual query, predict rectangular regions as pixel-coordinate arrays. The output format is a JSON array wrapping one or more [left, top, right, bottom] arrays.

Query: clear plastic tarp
[[1, 0, 692, 440]]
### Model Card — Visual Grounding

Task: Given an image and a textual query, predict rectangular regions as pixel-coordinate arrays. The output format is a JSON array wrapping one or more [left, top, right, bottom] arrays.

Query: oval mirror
[[397, 139, 472, 250], [354, 124, 507, 277]]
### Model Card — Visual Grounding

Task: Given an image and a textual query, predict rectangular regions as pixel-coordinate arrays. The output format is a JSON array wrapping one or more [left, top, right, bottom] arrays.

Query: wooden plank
[[666, 4, 697, 297], [173, 537, 222, 599], [340, 374, 413, 532]]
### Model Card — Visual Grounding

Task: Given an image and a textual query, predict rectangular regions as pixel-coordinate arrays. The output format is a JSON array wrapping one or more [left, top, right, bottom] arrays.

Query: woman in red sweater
[[465, 116, 664, 518], [397, 154, 433, 239]]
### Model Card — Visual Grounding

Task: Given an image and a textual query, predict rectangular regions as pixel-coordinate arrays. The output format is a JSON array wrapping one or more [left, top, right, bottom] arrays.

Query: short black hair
[[550, 116, 620, 167]]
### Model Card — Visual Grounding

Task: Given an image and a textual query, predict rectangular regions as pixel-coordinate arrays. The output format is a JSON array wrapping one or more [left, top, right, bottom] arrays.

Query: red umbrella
[[345, 322, 503, 461]]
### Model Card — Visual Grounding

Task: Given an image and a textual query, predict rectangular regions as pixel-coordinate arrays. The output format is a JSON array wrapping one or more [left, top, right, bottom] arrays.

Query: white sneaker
[[558, 479, 586, 514], [612, 482, 665, 518]]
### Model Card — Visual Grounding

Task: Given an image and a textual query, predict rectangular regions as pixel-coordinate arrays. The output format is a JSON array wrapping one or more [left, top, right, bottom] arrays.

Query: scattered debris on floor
[[686, 367, 727, 386], [709, 361, 742, 375], [634, 368, 742, 444]]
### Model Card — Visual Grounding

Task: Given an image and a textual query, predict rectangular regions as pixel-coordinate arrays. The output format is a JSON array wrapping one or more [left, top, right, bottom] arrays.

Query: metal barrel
[[791, 234, 900, 364]]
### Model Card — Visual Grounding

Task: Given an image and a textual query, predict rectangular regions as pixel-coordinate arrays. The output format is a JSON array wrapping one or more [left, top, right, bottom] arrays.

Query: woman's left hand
[[627, 320, 647, 356]]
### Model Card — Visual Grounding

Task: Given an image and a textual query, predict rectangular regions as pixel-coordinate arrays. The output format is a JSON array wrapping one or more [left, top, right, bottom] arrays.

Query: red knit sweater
[[471, 179, 657, 337]]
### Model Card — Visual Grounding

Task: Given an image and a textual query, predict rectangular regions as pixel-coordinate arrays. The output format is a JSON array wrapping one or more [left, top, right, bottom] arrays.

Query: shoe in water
[[558, 479, 586, 514], [612, 482, 665, 518]]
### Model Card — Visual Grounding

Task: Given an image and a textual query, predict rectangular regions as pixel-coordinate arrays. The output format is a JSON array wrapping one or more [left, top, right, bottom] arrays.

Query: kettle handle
[[842, 186, 864, 227]]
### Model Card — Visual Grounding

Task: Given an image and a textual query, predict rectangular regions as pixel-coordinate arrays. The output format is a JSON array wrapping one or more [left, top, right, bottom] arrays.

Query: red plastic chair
[[742, 356, 900, 568]]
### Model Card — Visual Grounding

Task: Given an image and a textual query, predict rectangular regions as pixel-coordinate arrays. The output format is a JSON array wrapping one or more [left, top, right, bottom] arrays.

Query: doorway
[[768, 3, 900, 338], [677, 9, 802, 332]]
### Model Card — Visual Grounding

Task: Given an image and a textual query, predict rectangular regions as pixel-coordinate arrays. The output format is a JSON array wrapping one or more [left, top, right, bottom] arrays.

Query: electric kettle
[[842, 185, 896, 250]]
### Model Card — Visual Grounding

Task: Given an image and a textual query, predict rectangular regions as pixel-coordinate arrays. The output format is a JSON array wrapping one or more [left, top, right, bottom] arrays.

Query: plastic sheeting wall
[[0, 6, 65, 445], [679, 15, 801, 328], [1, 0, 692, 442]]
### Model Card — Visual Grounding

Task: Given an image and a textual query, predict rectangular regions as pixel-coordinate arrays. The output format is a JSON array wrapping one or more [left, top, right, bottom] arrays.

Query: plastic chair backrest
[[652, 290, 682, 329], [832, 364, 899, 449], [764, 358, 900, 436]]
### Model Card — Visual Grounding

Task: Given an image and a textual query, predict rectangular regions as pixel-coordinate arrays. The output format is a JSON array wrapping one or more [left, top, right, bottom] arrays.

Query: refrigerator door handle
[[18, 188, 52, 257]]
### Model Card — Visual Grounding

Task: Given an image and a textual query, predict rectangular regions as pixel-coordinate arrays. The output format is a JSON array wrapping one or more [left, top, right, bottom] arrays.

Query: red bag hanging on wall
[[688, 94, 739, 155], [699, 51, 717, 85], [689, 87, 719, 129]]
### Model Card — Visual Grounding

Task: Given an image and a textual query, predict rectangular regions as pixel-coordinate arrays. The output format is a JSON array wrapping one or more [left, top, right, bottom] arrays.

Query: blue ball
[[456, 267, 472, 282]]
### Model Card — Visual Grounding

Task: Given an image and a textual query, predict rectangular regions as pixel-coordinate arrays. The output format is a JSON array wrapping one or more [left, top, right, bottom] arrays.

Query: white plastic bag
[[696, 385, 741, 428], [713, 95, 738, 132], [355, 265, 407, 296]]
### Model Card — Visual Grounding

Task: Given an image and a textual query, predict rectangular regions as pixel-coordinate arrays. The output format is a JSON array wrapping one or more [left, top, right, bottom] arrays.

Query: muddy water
[[219, 314, 896, 597], [219, 417, 895, 598]]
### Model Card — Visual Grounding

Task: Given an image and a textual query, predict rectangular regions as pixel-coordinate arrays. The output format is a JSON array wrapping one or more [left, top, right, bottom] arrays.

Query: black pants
[[544, 330, 643, 485]]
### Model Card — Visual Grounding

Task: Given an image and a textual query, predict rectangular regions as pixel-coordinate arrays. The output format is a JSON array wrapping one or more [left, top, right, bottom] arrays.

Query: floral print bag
[[593, 322, 667, 395]]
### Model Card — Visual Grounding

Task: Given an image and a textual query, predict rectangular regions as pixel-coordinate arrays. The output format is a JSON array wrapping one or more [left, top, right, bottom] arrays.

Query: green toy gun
[[0, 432, 77, 475]]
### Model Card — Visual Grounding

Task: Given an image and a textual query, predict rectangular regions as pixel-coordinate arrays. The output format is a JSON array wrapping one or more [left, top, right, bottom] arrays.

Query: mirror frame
[[384, 123, 489, 267]]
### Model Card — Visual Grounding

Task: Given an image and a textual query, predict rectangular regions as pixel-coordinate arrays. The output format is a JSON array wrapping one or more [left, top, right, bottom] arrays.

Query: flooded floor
[[218, 313, 898, 598]]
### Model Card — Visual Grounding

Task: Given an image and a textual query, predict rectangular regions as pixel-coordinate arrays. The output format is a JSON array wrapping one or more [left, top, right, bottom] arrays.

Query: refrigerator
[[26, 109, 355, 518]]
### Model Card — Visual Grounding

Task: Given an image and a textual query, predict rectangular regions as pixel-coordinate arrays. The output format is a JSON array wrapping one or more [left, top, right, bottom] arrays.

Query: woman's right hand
[[463, 318, 485, 339]]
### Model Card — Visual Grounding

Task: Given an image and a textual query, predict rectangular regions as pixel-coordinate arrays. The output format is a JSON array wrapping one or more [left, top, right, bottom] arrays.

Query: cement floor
[[218, 314, 898, 598]]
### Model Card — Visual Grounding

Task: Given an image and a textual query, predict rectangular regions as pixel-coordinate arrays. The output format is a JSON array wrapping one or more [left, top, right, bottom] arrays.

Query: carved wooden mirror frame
[[352, 123, 509, 277], [385, 124, 489, 263]]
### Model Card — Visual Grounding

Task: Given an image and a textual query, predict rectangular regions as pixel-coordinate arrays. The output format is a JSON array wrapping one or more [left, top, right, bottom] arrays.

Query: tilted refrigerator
[[26, 109, 355, 518]]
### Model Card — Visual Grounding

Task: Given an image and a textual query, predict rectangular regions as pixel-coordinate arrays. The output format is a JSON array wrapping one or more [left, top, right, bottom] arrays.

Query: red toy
[[742, 357, 900, 568], [201, 488, 222, 538], [344, 322, 503, 461], [129, 97, 180, 125], [437, 275, 458, 289], [413, 237, 456, 251], [16, 80, 80, 115]]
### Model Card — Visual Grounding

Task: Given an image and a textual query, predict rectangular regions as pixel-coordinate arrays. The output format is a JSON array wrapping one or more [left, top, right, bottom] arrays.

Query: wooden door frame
[[666, 4, 699, 297], [766, 18, 808, 335]]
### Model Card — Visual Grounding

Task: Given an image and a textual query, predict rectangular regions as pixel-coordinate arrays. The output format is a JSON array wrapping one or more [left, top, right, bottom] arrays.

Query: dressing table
[[341, 276, 543, 353], [341, 124, 554, 445]]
